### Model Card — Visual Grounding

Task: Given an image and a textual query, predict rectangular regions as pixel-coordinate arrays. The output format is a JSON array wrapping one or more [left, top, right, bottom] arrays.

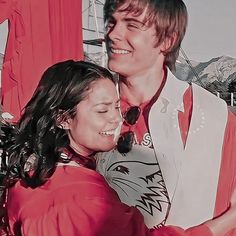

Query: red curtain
[[0, 0, 84, 122]]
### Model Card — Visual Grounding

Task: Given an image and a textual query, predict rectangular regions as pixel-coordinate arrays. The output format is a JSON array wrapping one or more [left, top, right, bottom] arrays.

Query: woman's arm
[[204, 189, 236, 236]]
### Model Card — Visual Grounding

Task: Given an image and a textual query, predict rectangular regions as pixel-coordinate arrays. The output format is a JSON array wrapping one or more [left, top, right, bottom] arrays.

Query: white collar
[[159, 68, 189, 112]]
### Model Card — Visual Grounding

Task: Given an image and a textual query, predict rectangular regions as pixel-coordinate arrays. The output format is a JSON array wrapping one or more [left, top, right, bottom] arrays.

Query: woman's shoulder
[[8, 164, 118, 215], [9, 164, 112, 199]]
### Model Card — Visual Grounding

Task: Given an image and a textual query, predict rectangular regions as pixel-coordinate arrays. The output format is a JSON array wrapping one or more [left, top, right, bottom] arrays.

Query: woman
[[1, 60, 185, 236]]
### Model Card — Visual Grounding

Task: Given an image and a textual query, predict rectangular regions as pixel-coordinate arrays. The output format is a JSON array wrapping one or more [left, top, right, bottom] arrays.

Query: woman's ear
[[58, 119, 71, 130], [56, 111, 72, 130]]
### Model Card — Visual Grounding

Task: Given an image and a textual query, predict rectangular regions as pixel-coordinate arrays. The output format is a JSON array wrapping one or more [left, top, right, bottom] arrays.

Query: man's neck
[[119, 67, 166, 106]]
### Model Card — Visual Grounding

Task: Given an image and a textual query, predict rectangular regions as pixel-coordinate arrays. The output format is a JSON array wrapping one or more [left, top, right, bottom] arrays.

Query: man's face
[[105, 5, 164, 78]]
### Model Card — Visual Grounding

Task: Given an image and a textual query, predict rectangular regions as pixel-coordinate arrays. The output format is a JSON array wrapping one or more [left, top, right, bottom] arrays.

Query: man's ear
[[160, 32, 178, 54]]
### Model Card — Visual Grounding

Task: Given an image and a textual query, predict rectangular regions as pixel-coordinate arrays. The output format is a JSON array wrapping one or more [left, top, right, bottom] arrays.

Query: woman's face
[[65, 78, 122, 156]]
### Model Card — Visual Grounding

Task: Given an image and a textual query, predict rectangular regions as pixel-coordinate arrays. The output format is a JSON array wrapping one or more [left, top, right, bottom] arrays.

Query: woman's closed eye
[[94, 104, 109, 113], [97, 110, 108, 113]]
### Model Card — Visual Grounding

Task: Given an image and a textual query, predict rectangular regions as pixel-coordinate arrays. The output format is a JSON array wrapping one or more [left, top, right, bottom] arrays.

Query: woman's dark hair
[[0, 60, 115, 234], [3, 60, 116, 188], [9, 60, 115, 188]]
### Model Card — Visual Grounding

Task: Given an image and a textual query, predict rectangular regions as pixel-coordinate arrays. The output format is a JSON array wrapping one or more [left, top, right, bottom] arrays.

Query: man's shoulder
[[191, 83, 227, 107], [226, 107, 236, 129]]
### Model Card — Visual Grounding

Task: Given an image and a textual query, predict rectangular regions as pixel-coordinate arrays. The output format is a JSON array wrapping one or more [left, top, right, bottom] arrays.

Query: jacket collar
[[159, 68, 189, 112]]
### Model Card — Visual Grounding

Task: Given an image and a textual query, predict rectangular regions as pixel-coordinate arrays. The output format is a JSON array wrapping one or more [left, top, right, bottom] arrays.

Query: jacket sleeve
[[185, 225, 213, 236]]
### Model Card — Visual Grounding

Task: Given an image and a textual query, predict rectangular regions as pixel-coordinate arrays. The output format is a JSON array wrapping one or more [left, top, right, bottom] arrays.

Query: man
[[96, 0, 236, 235]]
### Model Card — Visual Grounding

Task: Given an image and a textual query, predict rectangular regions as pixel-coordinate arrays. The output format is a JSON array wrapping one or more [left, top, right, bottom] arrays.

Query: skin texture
[[106, 7, 165, 79], [105, 5, 167, 106], [63, 79, 122, 156]]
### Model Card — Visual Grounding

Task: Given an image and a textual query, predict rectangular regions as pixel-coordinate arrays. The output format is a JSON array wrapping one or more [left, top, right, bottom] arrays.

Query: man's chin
[[107, 61, 117, 73], [108, 62, 127, 77]]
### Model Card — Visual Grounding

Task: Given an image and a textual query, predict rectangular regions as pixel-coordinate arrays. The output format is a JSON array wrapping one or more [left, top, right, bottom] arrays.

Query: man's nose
[[106, 22, 125, 42]]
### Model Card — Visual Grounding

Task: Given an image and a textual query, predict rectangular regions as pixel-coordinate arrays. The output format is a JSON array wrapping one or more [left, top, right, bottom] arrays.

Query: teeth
[[100, 130, 116, 136], [111, 48, 130, 54]]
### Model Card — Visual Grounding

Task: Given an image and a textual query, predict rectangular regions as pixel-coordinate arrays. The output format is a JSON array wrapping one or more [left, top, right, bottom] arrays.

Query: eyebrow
[[107, 15, 145, 25], [93, 99, 120, 107], [124, 18, 145, 25]]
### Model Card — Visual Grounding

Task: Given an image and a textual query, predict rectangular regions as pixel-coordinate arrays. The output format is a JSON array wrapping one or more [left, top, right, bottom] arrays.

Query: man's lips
[[110, 47, 131, 55]]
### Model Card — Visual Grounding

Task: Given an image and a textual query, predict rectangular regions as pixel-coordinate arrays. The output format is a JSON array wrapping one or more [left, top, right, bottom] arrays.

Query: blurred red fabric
[[0, 0, 84, 122]]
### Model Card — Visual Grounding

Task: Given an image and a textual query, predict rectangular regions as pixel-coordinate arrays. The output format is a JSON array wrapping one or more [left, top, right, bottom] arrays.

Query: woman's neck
[[68, 131, 94, 157], [64, 146, 96, 170], [69, 142, 93, 157]]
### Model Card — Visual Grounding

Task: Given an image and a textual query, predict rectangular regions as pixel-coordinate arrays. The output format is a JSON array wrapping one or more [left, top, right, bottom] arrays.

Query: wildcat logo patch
[[96, 145, 170, 228]]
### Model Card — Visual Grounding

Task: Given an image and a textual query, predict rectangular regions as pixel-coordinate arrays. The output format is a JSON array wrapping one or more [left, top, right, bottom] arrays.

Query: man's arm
[[205, 200, 236, 236], [186, 110, 236, 236]]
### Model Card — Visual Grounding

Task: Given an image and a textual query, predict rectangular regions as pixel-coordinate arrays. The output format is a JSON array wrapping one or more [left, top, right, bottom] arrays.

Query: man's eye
[[127, 21, 146, 30], [127, 23, 139, 29]]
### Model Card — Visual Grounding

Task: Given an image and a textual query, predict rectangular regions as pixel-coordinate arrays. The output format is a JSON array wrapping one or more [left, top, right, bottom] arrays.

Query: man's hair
[[104, 0, 188, 70]]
